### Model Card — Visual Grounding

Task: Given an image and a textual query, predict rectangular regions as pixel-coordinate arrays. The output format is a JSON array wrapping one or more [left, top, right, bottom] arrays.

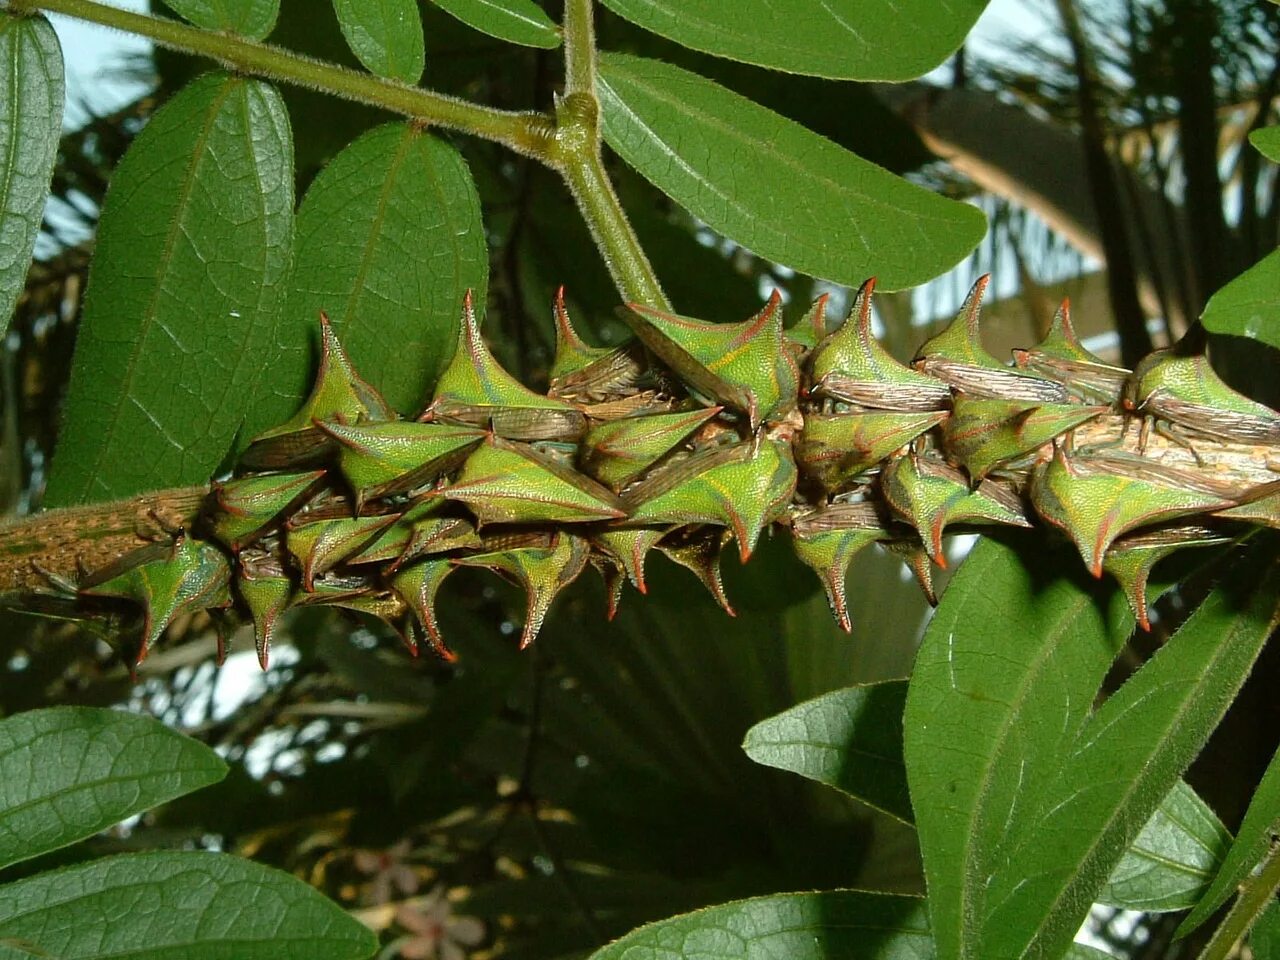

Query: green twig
[[1197, 828, 1280, 960], [5, 0, 555, 158], [553, 0, 668, 308]]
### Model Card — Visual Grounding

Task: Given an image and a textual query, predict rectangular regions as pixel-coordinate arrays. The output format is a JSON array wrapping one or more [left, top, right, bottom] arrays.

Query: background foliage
[[0, 0, 1278, 959]]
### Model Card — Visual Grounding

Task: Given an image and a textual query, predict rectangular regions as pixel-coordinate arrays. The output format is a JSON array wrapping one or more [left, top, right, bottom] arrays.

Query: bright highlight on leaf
[[597, 54, 987, 291], [0, 13, 62, 342], [429, 0, 561, 48]]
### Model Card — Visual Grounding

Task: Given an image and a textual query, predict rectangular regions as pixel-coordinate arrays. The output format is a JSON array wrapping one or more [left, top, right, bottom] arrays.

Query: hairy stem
[[1197, 827, 1280, 960], [5, 0, 555, 158], [553, 0, 668, 308]]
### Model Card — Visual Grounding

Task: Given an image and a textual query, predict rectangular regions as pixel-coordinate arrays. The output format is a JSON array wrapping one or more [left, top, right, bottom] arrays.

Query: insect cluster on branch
[[37, 278, 1280, 667]]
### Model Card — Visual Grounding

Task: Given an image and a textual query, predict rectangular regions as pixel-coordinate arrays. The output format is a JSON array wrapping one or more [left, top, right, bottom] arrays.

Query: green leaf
[[285, 122, 486, 415], [0, 13, 62, 341], [586, 890, 932, 960], [598, 0, 988, 81], [0, 707, 226, 872], [742, 680, 912, 824], [903, 537, 1132, 960], [1065, 948, 1117, 960], [977, 544, 1280, 959], [597, 54, 985, 291], [1097, 780, 1231, 912], [0, 852, 376, 959], [45, 74, 294, 506], [429, 0, 561, 49], [1250, 126, 1280, 163], [1178, 739, 1280, 935], [1252, 901, 1280, 960], [161, 0, 279, 39], [331, 0, 424, 83], [1200, 248, 1280, 349]]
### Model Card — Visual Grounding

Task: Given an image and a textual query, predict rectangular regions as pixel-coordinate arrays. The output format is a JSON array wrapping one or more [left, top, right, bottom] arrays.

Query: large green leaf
[[46, 74, 294, 506], [161, 0, 279, 39], [1177, 739, 1280, 935], [742, 680, 912, 824], [903, 537, 1132, 960], [0, 13, 62, 341], [1097, 780, 1230, 913], [0, 707, 226, 872], [0, 852, 376, 959], [599, 0, 988, 81], [1200, 248, 1280, 349], [331, 0, 424, 83], [1253, 902, 1280, 960], [429, 0, 560, 48], [978, 546, 1280, 959], [1250, 126, 1280, 163], [285, 122, 486, 415], [586, 890, 933, 959], [597, 54, 985, 291]]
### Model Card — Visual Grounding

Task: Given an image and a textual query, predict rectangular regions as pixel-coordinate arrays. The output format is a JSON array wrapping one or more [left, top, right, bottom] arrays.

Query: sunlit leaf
[[743, 680, 912, 824], [285, 122, 486, 416], [161, 0, 279, 39], [599, 0, 988, 81], [0, 707, 226, 872], [46, 73, 294, 505], [0, 852, 376, 959], [331, 0, 424, 83], [1098, 780, 1230, 912], [429, 0, 560, 48], [1178, 739, 1280, 935], [1201, 248, 1280, 349], [1250, 126, 1280, 163], [904, 537, 1133, 960], [0, 12, 62, 340], [587, 890, 933, 959], [978, 543, 1280, 959], [597, 54, 985, 291]]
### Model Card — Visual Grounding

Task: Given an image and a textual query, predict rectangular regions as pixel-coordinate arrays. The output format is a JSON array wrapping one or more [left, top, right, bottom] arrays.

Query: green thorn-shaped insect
[[624, 438, 797, 563], [237, 551, 293, 670], [622, 291, 799, 430], [444, 437, 627, 525], [591, 526, 669, 600], [1012, 299, 1131, 403], [454, 532, 591, 648], [1213, 480, 1280, 530], [797, 409, 948, 491], [580, 406, 722, 490], [655, 525, 736, 617], [589, 551, 628, 620], [423, 290, 586, 441], [286, 514, 398, 591], [208, 470, 326, 551], [79, 532, 232, 665], [1101, 524, 1233, 631], [791, 504, 889, 632], [881, 453, 1031, 565], [242, 314, 393, 470], [547, 288, 648, 406], [315, 420, 484, 511], [1124, 345, 1280, 445], [808, 278, 951, 411], [914, 275, 1071, 404], [293, 578, 417, 654], [943, 395, 1107, 483], [1030, 447, 1238, 577], [390, 558, 458, 660], [346, 497, 481, 569]]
